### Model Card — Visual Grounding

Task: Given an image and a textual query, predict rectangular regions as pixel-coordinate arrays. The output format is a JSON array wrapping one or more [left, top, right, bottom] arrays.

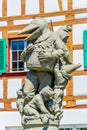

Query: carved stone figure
[[19, 18, 55, 102], [17, 18, 81, 130], [22, 87, 54, 126], [16, 89, 24, 116]]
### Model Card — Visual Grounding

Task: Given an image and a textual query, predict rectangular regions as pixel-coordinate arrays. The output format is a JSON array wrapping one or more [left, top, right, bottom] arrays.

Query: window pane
[[11, 41, 17, 50], [66, 129, 71, 130], [12, 52, 17, 60], [18, 40, 24, 50], [19, 61, 24, 71], [19, 51, 22, 60], [80, 128, 87, 130], [59, 129, 72, 130], [12, 62, 17, 71]]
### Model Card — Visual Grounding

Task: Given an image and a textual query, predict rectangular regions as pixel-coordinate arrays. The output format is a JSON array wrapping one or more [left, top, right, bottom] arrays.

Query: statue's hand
[[52, 49, 64, 60], [20, 50, 26, 62], [26, 44, 34, 53], [55, 109, 63, 120], [38, 51, 52, 61]]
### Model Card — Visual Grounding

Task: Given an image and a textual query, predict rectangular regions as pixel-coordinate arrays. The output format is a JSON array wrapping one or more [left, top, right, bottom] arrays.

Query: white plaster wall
[[7, 0, 21, 16], [62, 101, 66, 106], [6, 127, 22, 130], [8, 30, 21, 33], [53, 26, 62, 31], [44, 16, 65, 23], [0, 21, 7, 27], [0, 80, 3, 98], [11, 102, 17, 109], [26, 0, 39, 14], [7, 79, 22, 98], [44, 0, 59, 13], [72, 24, 87, 45], [14, 19, 33, 26], [61, 0, 68, 11], [0, 32, 2, 38], [60, 109, 87, 126], [0, 109, 87, 130], [0, 112, 21, 130], [0, 0, 2, 17], [75, 13, 87, 19], [73, 0, 87, 9], [73, 50, 83, 70], [13, 16, 65, 29], [73, 75, 87, 96], [76, 99, 87, 106], [0, 103, 4, 109]]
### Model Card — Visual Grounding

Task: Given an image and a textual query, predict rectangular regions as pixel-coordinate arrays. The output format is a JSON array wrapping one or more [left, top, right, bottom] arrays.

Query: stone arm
[[20, 49, 26, 62], [51, 49, 64, 60], [16, 99, 24, 115], [53, 38, 72, 64], [62, 48, 72, 64], [20, 43, 34, 62], [38, 49, 64, 62]]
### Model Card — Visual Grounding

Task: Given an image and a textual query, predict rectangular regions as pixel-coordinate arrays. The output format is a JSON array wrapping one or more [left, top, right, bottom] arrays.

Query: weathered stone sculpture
[[16, 18, 81, 130]]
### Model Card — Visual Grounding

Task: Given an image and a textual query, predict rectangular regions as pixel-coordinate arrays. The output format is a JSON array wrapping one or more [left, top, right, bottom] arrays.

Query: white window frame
[[10, 39, 27, 72]]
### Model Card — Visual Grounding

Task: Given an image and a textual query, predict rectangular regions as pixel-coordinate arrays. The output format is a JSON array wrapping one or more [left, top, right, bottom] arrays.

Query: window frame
[[9, 38, 27, 73]]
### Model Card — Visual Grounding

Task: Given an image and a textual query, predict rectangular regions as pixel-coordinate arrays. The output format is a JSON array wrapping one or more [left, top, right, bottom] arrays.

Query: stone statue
[[17, 18, 81, 130]]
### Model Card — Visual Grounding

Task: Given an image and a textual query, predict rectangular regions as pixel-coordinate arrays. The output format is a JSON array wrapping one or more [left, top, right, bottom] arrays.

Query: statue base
[[23, 126, 58, 130], [23, 119, 59, 130]]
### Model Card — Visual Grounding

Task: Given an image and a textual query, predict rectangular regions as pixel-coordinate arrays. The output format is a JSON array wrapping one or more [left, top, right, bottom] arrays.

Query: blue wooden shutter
[[0, 38, 7, 73]]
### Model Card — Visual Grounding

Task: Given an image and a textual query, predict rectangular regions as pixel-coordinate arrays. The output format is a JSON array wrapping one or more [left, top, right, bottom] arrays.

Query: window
[[83, 30, 87, 69], [59, 128, 72, 130], [10, 39, 27, 72]]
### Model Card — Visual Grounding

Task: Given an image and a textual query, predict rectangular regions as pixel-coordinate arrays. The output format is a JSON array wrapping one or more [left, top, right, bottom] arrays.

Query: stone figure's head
[[40, 86, 54, 101], [57, 25, 72, 43], [18, 18, 49, 41], [46, 99, 55, 113], [16, 89, 23, 97]]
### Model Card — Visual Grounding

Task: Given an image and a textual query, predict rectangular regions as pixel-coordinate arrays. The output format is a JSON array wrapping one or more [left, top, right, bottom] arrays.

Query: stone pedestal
[[23, 119, 59, 130], [23, 126, 58, 130]]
